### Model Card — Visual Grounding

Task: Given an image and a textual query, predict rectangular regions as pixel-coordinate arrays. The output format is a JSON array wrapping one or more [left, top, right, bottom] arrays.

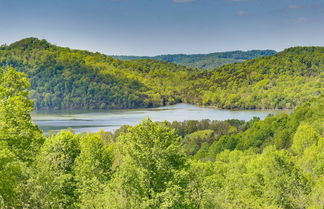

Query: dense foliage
[[0, 67, 323, 208], [0, 38, 322, 110], [113, 50, 276, 70], [192, 47, 324, 109], [0, 38, 195, 110]]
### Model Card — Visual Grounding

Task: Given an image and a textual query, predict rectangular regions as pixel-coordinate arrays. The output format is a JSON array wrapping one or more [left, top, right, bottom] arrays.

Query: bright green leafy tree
[[97, 119, 191, 209]]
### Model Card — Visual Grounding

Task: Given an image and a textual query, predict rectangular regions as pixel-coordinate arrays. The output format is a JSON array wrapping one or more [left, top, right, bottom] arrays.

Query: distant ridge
[[112, 50, 277, 70]]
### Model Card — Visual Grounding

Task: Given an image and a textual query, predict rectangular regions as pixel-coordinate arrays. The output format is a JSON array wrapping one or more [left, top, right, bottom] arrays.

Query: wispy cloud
[[173, 0, 195, 3], [296, 17, 308, 23], [236, 10, 247, 16], [275, 3, 324, 12], [287, 5, 301, 9]]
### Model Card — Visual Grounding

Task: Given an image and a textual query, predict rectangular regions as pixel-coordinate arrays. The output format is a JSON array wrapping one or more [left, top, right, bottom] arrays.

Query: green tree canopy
[[97, 119, 191, 209]]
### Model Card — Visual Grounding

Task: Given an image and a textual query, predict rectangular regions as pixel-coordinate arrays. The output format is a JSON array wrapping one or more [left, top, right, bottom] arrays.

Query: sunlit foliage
[[0, 59, 323, 208]]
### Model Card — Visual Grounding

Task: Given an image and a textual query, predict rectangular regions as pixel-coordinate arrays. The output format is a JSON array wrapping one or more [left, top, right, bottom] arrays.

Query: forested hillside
[[0, 38, 322, 111], [0, 38, 196, 110], [113, 50, 276, 70], [0, 66, 323, 208], [193, 47, 324, 109]]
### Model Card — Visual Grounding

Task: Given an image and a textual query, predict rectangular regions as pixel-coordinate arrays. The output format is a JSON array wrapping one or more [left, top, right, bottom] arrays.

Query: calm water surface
[[31, 103, 289, 133]]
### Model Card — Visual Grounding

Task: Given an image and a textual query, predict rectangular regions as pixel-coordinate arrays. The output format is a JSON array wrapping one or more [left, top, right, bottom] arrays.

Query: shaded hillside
[[113, 50, 277, 70]]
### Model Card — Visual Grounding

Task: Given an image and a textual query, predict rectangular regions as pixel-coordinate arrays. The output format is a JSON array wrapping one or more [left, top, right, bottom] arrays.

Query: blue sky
[[0, 0, 323, 55]]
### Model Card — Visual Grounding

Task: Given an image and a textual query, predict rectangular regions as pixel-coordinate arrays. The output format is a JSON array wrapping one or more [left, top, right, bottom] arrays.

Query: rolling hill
[[0, 38, 196, 110], [192, 47, 324, 109], [0, 38, 322, 110]]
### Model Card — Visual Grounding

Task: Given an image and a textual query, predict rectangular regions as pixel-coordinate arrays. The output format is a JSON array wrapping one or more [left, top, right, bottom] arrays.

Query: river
[[31, 103, 289, 133]]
